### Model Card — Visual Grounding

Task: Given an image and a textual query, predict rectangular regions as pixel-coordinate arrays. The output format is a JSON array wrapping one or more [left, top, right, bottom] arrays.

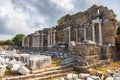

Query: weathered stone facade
[[70, 44, 117, 65], [69, 43, 117, 72], [22, 5, 117, 50], [56, 5, 116, 45]]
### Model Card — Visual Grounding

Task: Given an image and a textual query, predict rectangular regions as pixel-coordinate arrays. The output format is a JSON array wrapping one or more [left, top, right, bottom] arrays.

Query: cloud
[[11, 0, 64, 26], [50, 0, 74, 11], [0, 0, 28, 34], [0, 34, 14, 40], [0, 0, 51, 40], [0, 0, 120, 40]]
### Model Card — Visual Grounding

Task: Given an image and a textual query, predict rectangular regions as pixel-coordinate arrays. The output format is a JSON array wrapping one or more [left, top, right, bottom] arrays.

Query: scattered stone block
[[59, 77, 65, 80], [105, 77, 114, 80], [0, 66, 6, 77], [78, 73, 90, 79], [18, 66, 30, 75]]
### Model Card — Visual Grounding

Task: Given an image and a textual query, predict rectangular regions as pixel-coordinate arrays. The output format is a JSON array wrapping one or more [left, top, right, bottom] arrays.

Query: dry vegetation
[[41, 59, 62, 69], [94, 61, 120, 74]]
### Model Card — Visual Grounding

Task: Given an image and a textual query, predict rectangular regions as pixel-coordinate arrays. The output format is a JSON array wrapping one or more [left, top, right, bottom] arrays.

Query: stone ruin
[[28, 55, 51, 70], [22, 4, 118, 72], [0, 48, 52, 77], [22, 5, 117, 51], [70, 41, 117, 72]]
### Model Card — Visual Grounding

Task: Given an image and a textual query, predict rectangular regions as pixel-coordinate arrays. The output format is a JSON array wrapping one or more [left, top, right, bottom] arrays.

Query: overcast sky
[[0, 0, 120, 40]]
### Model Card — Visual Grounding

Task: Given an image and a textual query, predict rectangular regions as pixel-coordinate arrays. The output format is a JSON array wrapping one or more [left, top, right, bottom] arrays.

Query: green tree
[[116, 21, 120, 35], [0, 40, 13, 45], [0, 40, 4, 45], [104, 6, 108, 10], [13, 34, 25, 46], [4, 40, 14, 45]]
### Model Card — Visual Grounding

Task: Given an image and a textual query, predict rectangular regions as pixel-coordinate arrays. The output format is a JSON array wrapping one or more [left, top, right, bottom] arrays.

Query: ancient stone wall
[[101, 46, 117, 60], [23, 35, 30, 48], [70, 44, 117, 67], [70, 44, 101, 66]]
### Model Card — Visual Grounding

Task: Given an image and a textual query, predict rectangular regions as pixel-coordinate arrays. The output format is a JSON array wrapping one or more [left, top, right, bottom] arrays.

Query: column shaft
[[68, 27, 71, 46], [92, 23, 95, 42], [37, 36, 39, 47], [84, 28, 87, 40], [47, 33, 50, 47], [42, 33, 44, 47], [99, 22, 102, 45], [53, 32, 56, 46], [22, 38, 24, 47], [51, 32, 52, 47], [76, 28, 78, 42]]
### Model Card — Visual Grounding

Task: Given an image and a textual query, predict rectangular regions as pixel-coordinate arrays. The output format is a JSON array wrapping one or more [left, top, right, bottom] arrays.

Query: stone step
[[2, 67, 74, 80], [35, 72, 69, 80], [31, 63, 73, 74], [31, 68, 74, 78]]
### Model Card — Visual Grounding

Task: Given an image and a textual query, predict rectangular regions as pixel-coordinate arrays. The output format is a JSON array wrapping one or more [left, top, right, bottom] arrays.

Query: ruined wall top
[[56, 5, 116, 30]]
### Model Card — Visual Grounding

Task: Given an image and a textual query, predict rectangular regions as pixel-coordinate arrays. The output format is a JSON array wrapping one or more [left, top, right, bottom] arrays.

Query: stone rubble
[[44, 51, 69, 59], [22, 49, 69, 59], [59, 68, 120, 80], [0, 48, 52, 76], [61, 57, 75, 65], [28, 55, 51, 69], [59, 73, 101, 80], [82, 40, 96, 45], [0, 66, 6, 77], [18, 66, 30, 75]]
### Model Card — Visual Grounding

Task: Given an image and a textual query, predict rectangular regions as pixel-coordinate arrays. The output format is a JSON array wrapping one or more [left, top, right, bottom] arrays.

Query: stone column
[[51, 31, 53, 47], [37, 36, 39, 47], [28, 37, 29, 48], [22, 37, 25, 47], [47, 32, 50, 47], [41, 33, 44, 47], [76, 28, 78, 42], [84, 28, 87, 40], [32, 37, 34, 48], [53, 31, 56, 46], [92, 23, 95, 42], [99, 21, 102, 45], [68, 26, 71, 46], [35, 37, 36, 47]]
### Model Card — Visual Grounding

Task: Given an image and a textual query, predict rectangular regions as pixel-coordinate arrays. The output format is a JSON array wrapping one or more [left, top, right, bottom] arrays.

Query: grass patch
[[114, 61, 120, 64], [95, 67, 107, 74], [52, 59, 62, 66]]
